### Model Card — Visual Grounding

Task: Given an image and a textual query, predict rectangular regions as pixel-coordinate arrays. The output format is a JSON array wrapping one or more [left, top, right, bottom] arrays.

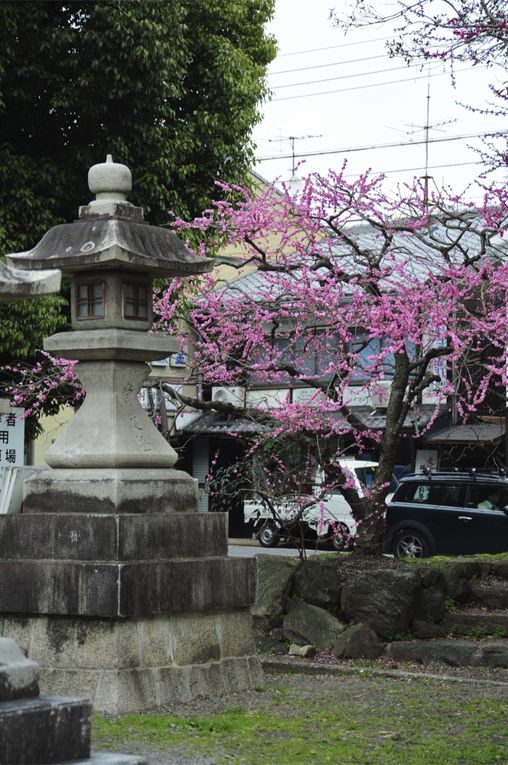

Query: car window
[[394, 481, 466, 506], [395, 482, 432, 503], [467, 484, 508, 511], [434, 484, 466, 508]]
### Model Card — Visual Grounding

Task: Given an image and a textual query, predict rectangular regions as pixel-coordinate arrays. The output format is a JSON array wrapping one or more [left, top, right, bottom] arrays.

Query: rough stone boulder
[[491, 560, 508, 580], [414, 585, 447, 621], [410, 619, 448, 639], [340, 569, 421, 639], [443, 610, 508, 638], [386, 638, 508, 668], [251, 555, 296, 627], [292, 559, 341, 609], [333, 623, 383, 660], [470, 582, 508, 609], [283, 600, 347, 651], [439, 561, 482, 602]]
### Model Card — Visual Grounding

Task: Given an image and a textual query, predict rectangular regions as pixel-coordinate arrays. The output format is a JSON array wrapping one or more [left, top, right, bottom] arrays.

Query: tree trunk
[[353, 351, 411, 557]]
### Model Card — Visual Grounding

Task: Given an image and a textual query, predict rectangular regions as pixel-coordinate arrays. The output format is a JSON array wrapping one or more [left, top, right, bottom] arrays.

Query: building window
[[77, 282, 105, 319], [124, 284, 148, 320]]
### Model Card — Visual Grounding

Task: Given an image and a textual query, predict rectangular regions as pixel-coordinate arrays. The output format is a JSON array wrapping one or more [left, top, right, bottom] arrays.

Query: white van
[[243, 459, 378, 550]]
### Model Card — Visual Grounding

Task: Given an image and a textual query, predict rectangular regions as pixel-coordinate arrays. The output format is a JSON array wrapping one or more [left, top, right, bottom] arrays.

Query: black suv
[[384, 471, 508, 558]]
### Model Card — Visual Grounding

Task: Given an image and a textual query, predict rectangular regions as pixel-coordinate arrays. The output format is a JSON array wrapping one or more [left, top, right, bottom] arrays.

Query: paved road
[[228, 543, 323, 557]]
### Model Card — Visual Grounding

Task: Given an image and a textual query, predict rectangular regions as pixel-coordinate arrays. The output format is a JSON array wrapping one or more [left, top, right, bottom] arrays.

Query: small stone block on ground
[[0, 636, 39, 701], [0, 695, 91, 764], [288, 643, 316, 658]]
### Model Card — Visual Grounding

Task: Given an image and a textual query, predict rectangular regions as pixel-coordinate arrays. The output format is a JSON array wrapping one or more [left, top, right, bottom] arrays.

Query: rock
[[443, 561, 482, 580], [411, 619, 449, 639], [251, 555, 296, 625], [288, 643, 317, 658], [414, 586, 447, 621], [333, 623, 383, 659], [255, 634, 287, 655], [293, 559, 341, 609], [480, 640, 508, 667], [413, 566, 445, 589], [386, 639, 482, 667], [441, 575, 471, 603], [340, 569, 421, 640], [440, 563, 477, 601], [491, 560, 508, 580], [283, 600, 346, 651], [470, 582, 508, 609], [442, 610, 508, 637]]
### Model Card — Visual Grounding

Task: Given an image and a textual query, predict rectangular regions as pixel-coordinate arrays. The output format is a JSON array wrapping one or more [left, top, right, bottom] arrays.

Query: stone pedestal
[[0, 511, 262, 714]]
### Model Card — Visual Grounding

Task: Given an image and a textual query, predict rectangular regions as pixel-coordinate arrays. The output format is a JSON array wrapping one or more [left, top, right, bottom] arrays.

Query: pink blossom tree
[[161, 169, 508, 555]]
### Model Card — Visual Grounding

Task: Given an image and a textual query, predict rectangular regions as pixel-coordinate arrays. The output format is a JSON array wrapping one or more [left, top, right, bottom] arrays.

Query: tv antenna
[[414, 76, 456, 202], [386, 73, 456, 202], [268, 133, 322, 180]]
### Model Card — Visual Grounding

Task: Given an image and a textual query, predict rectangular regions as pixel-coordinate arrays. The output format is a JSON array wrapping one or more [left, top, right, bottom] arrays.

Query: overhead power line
[[269, 53, 387, 76], [277, 36, 392, 57], [279, 161, 481, 182], [365, 160, 481, 176], [257, 131, 506, 162], [272, 65, 471, 101], [274, 62, 438, 90]]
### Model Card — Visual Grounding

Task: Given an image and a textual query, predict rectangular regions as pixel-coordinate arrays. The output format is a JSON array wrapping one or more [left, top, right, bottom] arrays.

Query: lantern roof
[[6, 155, 213, 278], [0, 262, 61, 302]]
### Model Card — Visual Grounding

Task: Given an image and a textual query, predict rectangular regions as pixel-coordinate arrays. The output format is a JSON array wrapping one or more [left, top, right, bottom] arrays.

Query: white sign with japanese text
[[0, 408, 24, 467]]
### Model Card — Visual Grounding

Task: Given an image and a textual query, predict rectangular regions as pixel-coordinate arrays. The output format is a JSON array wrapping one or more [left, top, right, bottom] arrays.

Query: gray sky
[[253, 0, 505, 199]]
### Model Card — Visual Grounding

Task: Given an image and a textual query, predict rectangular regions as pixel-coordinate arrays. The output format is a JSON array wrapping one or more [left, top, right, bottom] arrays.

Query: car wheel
[[392, 527, 433, 559], [258, 521, 281, 548], [330, 523, 351, 552]]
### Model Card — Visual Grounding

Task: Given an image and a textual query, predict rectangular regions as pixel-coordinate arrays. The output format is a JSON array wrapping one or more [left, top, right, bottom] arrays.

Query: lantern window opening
[[123, 283, 148, 320], [76, 281, 105, 319]]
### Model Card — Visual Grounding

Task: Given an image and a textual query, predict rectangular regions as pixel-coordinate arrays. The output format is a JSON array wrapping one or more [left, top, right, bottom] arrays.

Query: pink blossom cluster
[[2, 351, 82, 419]]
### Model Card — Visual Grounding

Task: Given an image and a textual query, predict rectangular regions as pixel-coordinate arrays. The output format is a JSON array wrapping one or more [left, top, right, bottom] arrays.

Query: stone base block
[[0, 511, 228, 562], [23, 468, 198, 514], [0, 695, 91, 764], [1, 611, 264, 715], [0, 555, 255, 616]]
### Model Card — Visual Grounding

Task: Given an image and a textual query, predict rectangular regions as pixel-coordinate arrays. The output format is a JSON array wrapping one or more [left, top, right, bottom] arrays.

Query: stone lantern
[[7, 155, 212, 511], [0, 157, 262, 714]]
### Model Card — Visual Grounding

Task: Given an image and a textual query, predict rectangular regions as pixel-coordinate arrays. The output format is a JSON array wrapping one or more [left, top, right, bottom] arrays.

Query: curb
[[261, 656, 508, 687]]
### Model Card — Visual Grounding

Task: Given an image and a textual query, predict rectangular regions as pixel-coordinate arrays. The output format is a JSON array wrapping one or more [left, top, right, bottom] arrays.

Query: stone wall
[[252, 555, 508, 659]]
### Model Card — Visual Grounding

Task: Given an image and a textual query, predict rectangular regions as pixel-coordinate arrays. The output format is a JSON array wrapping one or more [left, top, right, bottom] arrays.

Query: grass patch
[[92, 674, 508, 764]]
